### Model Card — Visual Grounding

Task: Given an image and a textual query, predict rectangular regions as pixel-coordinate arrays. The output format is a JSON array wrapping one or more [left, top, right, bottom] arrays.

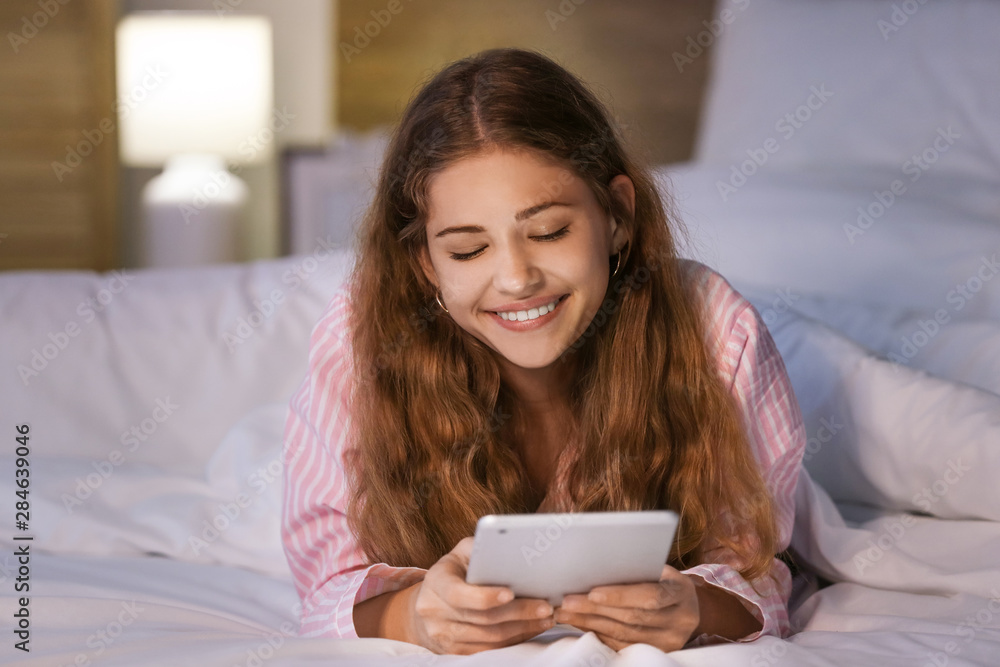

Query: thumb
[[450, 536, 476, 565]]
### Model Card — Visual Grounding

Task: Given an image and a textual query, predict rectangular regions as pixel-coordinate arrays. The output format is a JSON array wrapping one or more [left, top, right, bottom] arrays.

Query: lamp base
[[140, 154, 248, 267]]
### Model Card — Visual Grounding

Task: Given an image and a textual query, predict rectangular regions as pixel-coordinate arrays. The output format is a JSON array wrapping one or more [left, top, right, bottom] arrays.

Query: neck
[[499, 358, 574, 416]]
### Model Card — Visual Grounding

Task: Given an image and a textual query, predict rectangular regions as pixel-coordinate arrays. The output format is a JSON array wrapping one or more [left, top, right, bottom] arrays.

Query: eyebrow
[[433, 201, 572, 238]]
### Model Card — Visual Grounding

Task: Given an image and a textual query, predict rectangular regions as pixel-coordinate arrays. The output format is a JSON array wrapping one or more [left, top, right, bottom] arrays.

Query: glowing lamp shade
[[117, 13, 273, 267], [117, 13, 274, 167]]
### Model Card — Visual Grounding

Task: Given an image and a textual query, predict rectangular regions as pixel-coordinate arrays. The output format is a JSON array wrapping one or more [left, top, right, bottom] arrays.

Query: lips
[[496, 296, 561, 321], [489, 295, 567, 329], [489, 294, 567, 314]]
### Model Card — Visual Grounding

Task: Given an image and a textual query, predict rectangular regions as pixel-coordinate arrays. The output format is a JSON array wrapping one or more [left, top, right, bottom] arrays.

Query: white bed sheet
[[5, 466, 1000, 667]]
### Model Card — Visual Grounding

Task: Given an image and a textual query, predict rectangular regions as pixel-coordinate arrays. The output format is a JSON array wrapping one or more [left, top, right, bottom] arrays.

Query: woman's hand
[[407, 537, 556, 654], [553, 565, 701, 652]]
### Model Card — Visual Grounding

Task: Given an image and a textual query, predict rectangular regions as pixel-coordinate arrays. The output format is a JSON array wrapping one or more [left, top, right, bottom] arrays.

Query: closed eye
[[532, 226, 570, 242], [448, 226, 569, 261], [449, 247, 486, 261]]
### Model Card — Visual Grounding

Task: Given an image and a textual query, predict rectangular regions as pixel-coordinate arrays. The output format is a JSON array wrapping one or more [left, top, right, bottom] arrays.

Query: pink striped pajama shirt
[[281, 258, 807, 646]]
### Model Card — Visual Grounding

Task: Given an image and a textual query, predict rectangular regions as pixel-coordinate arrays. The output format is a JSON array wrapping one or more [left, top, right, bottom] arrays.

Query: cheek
[[437, 264, 488, 305], [570, 236, 612, 288], [556, 231, 609, 274]]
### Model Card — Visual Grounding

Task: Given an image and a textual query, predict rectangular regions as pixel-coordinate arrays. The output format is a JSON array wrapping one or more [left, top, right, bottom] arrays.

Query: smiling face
[[419, 148, 632, 374]]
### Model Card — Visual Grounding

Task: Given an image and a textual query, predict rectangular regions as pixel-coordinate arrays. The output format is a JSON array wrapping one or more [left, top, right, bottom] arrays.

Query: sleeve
[[678, 266, 807, 647], [281, 291, 427, 639]]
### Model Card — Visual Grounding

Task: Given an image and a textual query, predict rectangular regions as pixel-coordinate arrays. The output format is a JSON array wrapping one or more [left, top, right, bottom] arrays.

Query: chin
[[505, 357, 558, 371], [495, 345, 567, 371]]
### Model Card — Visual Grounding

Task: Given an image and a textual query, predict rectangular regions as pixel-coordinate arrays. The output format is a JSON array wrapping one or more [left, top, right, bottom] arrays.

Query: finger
[[454, 598, 554, 626], [586, 576, 687, 610], [556, 603, 667, 631], [443, 616, 557, 648], [429, 553, 513, 612], [436, 537, 519, 611], [435, 576, 516, 612], [553, 610, 647, 645], [450, 536, 476, 561], [594, 632, 631, 652]]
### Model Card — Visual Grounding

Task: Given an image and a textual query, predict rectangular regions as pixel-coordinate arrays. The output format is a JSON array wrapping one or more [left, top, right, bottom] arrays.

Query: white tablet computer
[[466, 511, 678, 606]]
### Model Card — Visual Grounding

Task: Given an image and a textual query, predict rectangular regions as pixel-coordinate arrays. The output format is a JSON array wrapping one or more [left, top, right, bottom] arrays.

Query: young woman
[[282, 48, 805, 655]]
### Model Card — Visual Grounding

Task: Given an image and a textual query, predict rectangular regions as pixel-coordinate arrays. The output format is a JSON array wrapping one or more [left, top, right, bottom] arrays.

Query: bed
[[3, 0, 1000, 664]]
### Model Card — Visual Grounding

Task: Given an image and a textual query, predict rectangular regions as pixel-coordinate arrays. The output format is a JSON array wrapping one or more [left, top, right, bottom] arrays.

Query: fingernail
[[589, 592, 605, 603], [537, 604, 553, 617], [498, 590, 514, 603]]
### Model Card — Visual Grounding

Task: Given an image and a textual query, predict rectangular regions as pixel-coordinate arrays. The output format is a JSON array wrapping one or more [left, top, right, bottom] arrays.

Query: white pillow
[[754, 303, 1000, 521], [657, 163, 1000, 320], [0, 404, 291, 578], [697, 0, 1000, 185], [774, 293, 1000, 398], [0, 252, 351, 475]]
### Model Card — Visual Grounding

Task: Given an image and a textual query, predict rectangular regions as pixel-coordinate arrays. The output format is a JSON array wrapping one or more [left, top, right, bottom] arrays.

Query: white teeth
[[497, 299, 559, 322]]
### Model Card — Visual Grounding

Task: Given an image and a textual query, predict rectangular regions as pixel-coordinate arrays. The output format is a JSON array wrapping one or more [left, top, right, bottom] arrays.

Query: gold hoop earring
[[612, 250, 624, 278], [611, 241, 631, 279], [435, 290, 450, 314]]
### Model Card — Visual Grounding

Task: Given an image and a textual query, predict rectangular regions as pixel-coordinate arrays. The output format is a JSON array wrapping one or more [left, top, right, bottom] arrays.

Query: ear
[[417, 244, 439, 288], [608, 174, 635, 253]]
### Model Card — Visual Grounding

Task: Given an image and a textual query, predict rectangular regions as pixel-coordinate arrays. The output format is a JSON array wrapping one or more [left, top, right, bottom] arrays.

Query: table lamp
[[116, 13, 274, 267]]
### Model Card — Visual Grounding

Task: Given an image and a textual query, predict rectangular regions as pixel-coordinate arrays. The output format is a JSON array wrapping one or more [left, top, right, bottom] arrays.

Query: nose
[[492, 241, 542, 296]]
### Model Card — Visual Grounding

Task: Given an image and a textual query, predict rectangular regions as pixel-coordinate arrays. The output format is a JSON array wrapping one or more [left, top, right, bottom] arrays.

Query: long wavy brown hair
[[346, 48, 780, 585]]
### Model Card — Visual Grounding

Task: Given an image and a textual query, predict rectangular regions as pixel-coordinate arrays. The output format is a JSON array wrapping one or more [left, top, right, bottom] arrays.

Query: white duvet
[[4, 466, 1000, 667]]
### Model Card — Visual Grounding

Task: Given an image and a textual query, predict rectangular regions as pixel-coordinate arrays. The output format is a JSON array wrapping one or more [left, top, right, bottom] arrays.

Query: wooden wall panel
[[336, 0, 717, 166], [0, 0, 119, 271]]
